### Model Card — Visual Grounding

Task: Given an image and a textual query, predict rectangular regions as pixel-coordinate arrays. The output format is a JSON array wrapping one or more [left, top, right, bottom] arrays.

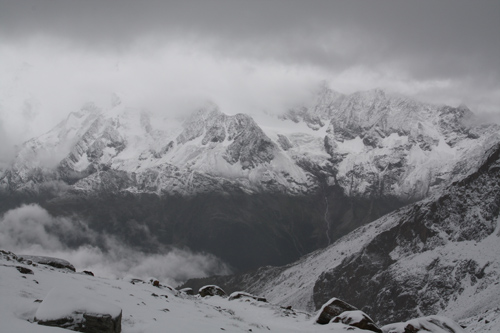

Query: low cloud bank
[[0, 204, 231, 285]]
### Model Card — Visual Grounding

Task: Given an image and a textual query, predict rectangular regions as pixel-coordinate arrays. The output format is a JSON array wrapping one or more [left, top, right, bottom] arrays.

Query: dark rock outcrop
[[83, 311, 122, 333], [331, 310, 382, 332], [21, 255, 76, 272], [316, 297, 357, 324], [228, 291, 267, 302], [38, 311, 122, 333], [381, 315, 466, 333], [16, 266, 34, 275], [199, 285, 226, 297]]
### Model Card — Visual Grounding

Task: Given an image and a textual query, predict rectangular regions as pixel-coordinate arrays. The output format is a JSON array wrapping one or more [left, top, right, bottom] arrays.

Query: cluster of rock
[[197, 284, 268, 303], [0, 250, 76, 272], [382, 315, 467, 333], [3, 247, 467, 333], [315, 298, 382, 332], [191, 283, 464, 333], [316, 296, 466, 332]]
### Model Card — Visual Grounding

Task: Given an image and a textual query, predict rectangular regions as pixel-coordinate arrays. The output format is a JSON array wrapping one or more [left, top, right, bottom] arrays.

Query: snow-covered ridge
[[1, 87, 499, 199]]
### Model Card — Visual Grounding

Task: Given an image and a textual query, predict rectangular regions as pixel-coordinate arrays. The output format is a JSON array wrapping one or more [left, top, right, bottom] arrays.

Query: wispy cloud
[[0, 0, 498, 156], [0, 204, 231, 285]]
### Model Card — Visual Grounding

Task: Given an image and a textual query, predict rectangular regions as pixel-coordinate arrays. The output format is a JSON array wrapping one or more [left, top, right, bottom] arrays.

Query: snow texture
[[1, 249, 381, 333]]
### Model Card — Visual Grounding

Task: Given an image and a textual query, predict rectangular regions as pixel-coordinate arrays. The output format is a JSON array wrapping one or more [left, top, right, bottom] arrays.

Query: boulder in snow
[[381, 315, 466, 333], [316, 297, 358, 324], [21, 255, 76, 272], [228, 291, 267, 302], [35, 287, 122, 333], [83, 312, 122, 333], [331, 310, 382, 332], [16, 266, 34, 275], [199, 285, 226, 297]]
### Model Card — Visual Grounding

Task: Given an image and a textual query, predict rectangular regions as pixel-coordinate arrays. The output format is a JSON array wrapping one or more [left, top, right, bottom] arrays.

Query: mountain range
[[1, 86, 499, 273], [1, 85, 500, 331]]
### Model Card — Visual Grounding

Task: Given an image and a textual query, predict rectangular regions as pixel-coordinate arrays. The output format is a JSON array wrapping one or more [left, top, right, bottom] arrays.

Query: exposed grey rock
[[332, 310, 382, 332], [316, 297, 357, 324], [381, 315, 466, 333], [199, 285, 226, 297], [21, 255, 76, 272], [277, 134, 293, 151], [37, 317, 77, 330], [37, 311, 122, 333], [223, 114, 277, 169], [16, 266, 34, 275], [228, 291, 267, 302], [83, 311, 122, 333], [35, 288, 122, 333]]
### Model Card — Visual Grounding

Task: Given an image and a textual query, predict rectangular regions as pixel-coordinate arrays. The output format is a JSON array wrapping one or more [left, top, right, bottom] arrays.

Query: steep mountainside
[[184, 142, 500, 331]]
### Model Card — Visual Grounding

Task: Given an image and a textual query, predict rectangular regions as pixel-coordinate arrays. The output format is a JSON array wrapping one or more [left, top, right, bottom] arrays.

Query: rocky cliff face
[[281, 86, 497, 201]]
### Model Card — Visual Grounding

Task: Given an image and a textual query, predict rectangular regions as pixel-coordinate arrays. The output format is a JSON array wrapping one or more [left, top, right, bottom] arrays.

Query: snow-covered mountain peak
[[2, 87, 499, 200]]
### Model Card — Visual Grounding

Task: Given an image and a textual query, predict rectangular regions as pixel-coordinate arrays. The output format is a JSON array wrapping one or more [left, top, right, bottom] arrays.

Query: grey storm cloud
[[0, 0, 499, 145], [1, 0, 499, 77]]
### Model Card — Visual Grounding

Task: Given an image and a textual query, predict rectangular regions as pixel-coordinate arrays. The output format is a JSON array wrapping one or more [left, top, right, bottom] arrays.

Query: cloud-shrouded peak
[[0, 0, 498, 165]]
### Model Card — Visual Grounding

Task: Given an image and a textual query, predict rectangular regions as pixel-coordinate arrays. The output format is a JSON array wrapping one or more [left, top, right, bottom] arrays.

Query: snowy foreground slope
[[184, 143, 500, 332], [0, 250, 465, 333], [0, 250, 332, 333]]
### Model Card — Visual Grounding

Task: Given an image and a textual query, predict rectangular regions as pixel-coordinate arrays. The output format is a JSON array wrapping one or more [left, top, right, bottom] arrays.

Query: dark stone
[[404, 324, 418, 333], [130, 278, 144, 285], [83, 271, 95, 276], [83, 311, 122, 333], [332, 310, 382, 332], [153, 280, 160, 287], [277, 134, 293, 151], [228, 291, 267, 302], [199, 285, 226, 297], [316, 298, 357, 324], [21, 255, 76, 272], [37, 317, 75, 329], [16, 266, 34, 275]]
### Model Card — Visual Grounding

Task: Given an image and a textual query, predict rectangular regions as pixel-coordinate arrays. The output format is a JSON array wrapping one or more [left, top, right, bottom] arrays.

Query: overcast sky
[[0, 0, 499, 155]]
